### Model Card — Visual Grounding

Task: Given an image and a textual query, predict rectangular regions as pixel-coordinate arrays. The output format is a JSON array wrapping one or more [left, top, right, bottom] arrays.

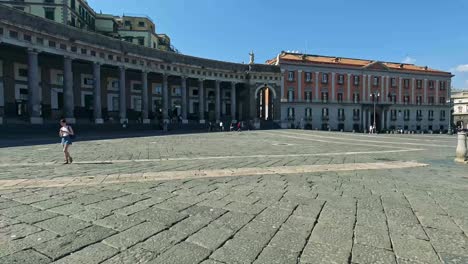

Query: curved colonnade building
[[0, 4, 453, 132]]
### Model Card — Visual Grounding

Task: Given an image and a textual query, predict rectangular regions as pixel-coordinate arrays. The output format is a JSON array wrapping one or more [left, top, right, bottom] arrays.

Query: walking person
[[59, 118, 74, 164], [237, 121, 242, 132]]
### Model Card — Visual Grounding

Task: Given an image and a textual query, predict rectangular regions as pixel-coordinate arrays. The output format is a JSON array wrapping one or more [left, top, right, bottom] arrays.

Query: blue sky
[[88, 0, 468, 90]]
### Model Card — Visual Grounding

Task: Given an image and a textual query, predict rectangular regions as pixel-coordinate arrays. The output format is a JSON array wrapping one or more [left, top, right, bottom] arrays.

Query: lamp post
[[447, 99, 453, 135], [370, 92, 380, 133]]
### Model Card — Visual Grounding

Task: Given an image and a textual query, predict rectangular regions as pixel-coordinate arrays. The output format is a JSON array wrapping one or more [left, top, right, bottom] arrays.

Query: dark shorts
[[61, 136, 73, 145]]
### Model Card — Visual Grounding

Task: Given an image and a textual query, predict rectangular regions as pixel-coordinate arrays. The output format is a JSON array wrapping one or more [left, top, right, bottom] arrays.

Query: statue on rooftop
[[249, 50, 255, 65]]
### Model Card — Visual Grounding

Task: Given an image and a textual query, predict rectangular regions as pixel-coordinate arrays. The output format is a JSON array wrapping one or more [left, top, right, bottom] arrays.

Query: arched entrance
[[255, 85, 276, 121]]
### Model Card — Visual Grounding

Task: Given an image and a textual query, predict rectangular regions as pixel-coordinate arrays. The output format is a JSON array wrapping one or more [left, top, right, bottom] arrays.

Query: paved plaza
[[0, 130, 467, 264]]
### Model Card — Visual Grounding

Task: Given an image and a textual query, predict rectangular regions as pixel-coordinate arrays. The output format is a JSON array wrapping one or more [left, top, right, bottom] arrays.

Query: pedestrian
[[219, 121, 224, 131], [369, 125, 373, 134], [209, 122, 212, 132], [59, 118, 74, 164], [230, 122, 234, 131], [237, 121, 242, 132]]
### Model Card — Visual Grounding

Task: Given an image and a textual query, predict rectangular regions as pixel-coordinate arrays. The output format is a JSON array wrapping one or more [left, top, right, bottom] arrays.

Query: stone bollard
[[455, 132, 467, 163]]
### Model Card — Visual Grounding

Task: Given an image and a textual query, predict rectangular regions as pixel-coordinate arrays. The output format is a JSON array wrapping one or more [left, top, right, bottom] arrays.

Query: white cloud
[[454, 64, 468, 72], [402, 56, 416, 64]]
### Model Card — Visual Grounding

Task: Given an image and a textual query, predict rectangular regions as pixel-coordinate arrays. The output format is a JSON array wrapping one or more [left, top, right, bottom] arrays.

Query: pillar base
[[120, 119, 128, 124], [182, 119, 188, 124], [199, 120, 206, 124], [455, 158, 467, 163], [95, 118, 104, 124], [30, 117, 43, 124], [143, 119, 151, 124], [65, 117, 76, 124]]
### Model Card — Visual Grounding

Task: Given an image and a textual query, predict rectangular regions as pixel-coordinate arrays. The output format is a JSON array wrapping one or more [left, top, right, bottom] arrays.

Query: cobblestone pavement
[[0, 130, 466, 264]]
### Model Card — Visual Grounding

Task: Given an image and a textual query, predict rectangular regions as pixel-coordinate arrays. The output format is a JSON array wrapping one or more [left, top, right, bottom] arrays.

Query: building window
[[304, 91, 312, 102], [305, 72, 312, 82], [23, 34, 31, 42], [138, 37, 145, 46], [353, 93, 360, 103], [111, 96, 119, 111], [416, 96, 422, 105], [403, 96, 410, 104], [172, 87, 181, 96], [458, 106, 463, 113], [83, 77, 94, 86], [288, 89, 295, 102], [389, 94, 397, 103], [337, 74, 344, 85], [353, 109, 360, 120], [287, 107, 295, 119], [439, 81, 446, 90], [439, 97, 446, 104], [404, 109, 410, 121], [321, 92, 328, 103], [338, 108, 345, 121], [153, 84, 162, 95], [305, 108, 312, 120], [9, 30, 19, 38], [337, 93, 343, 103], [322, 73, 328, 84], [192, 89, 198, 96], [36, 37, 44, 44], [322, 108, 329, 120], [138, 21, 145, 27], [428, 110, 434, 121], [403, 79, 410, 88], [132, 83, 142, 92], [390, 110, 397, 121], [416, 110, 423, 121], [353, 76, 360, 86], [391, 78, 397, 87], [124, 21, 131, 27], [71, 0, 75, 9], [428, 80, 434, 89], [48, 41, 56, 47], [416, 80, 422, 89], [288, 71, 295, 81], [18, 68, 28, 77], [373, 76, 379, 86], [44, 8, 55, 21], [440, 110, 446, 121], [428, 96, 435, 105]]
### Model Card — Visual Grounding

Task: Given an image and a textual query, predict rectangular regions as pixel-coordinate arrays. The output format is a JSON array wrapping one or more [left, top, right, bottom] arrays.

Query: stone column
[[347, 74, 351, 102], [280, 69, 285, 101], [28, 49, 42, 124], [141, 70, 150, 124], [215, 80, 221, 122], [297, 70, 303, 101], [0, 60, 3, 125], [331, 72, 336, 102], [198, 79, 205, 123], [63, 56, 75, 123], [231, 82, 237, 121], [181, 76, 188, 124], [411, 78, 416, 104], [162, 73, 169, 122], [93, 62, 103, 124], [119, 66, 127, 123], [435, 80, 440, 105], [315, 72, 319, 102]]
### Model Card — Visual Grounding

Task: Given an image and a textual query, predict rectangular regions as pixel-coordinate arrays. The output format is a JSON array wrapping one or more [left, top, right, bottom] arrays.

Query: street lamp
[[370, 92, 380, 133], [447, 99, 453, 135]]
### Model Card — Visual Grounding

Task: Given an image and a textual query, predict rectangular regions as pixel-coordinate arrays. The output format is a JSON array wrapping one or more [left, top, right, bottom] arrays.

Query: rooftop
[[267, 52, 452, 76]]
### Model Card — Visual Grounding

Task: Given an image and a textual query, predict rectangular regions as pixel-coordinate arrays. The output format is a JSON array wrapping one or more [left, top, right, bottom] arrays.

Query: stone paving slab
[[0, 130, 466, 263]]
